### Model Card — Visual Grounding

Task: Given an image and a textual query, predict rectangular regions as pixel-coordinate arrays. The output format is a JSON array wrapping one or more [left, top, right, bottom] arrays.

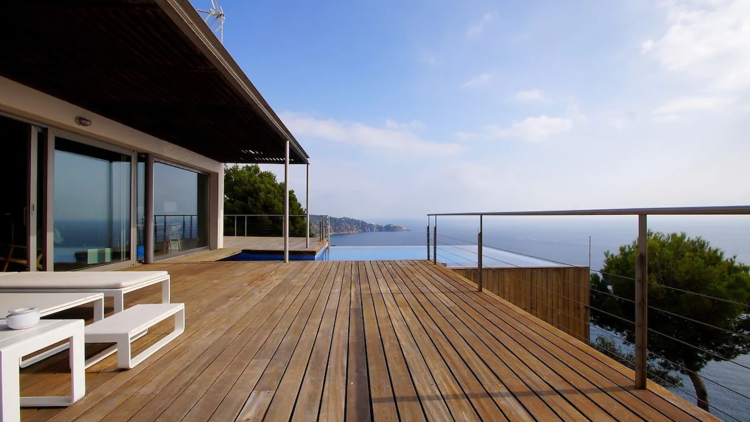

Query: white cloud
[[567, 104, 586, 120], [461, 73, 494, 89], [280, 112, 461, 155], [641, 39, 654, 52], [467, 12, 497, 38], [653, 96, 730, 115], [458, 115, 574, 142], [515, 89, 544, 101], [643, 0, 750, 90], [385, 119, 426, 130]]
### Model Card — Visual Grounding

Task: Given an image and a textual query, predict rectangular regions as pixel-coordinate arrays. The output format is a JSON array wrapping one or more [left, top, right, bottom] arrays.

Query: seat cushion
[[0, 271, 168, 289]]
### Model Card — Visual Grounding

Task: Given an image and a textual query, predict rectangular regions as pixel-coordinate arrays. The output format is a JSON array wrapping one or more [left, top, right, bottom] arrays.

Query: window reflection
[[53, 138, 131, 271], [153, 162, 208, 258]]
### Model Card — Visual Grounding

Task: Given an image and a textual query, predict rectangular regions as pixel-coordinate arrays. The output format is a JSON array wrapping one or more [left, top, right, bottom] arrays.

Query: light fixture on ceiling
[[75, 116, 92, 127]]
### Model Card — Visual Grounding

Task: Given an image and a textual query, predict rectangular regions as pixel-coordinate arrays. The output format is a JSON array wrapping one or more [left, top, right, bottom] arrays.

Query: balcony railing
[[428, 206, 750, 419], [224, 214, 330, 243]]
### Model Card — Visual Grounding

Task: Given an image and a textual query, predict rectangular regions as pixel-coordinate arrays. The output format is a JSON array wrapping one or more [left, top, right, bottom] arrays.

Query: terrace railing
[[428, 206, 750, 420], [224, 214, 330, 243]]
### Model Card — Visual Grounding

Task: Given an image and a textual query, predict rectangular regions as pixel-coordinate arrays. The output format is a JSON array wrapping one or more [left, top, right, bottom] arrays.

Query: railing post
[[306, 164, 310, 248], [478, 215, 483, 292], [426, 220, 430, 261], [234, 215, 237, 237], [635, 214, 649, 389], [245, 215, 247, 237], [433, 216, 437, 265]]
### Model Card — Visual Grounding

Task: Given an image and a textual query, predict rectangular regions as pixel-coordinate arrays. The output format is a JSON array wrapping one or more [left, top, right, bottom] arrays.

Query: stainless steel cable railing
[[428, 206, 750, 420]]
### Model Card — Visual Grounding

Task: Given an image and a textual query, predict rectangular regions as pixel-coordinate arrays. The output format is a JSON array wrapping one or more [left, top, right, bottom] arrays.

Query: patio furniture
[[0, 320, 85, 422], [84, 303, 184, 369], [0, 292, 104, 368], [0, 271, 170, 313]]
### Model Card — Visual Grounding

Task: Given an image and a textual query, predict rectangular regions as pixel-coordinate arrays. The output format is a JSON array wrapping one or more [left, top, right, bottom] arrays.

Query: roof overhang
[[0, 0, 308, 165]]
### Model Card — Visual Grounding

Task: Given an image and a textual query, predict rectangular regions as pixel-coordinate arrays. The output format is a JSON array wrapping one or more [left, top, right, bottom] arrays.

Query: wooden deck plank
[[394, 261, 546, 422], [20, 260, 721, 422], [346, 263, 372, 422], [377, 261, 480, 421], [383, 262, 509, 422], [43, 262, 285, 422], [426, 261, 708, 422], [236, 262, 338, 421], [423, 261, 714, 422], [205, 262, 330, 422], [358, 262, 399, 422], [363, 261, 426, 422], [319, 261, 353, 422], [369, 262, 454, 421], [290, 262, 345, 422], [262, 262, 342, 422]]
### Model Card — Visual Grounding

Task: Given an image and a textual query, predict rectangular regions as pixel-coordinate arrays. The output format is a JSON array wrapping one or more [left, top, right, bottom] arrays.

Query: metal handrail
[[427, 204, 750, 392], [224, 214, 331, 243], [428, 205, 750, 217]]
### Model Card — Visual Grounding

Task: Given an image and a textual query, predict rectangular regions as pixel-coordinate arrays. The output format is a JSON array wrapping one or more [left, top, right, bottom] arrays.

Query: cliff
[[309, 216, 409, 235]]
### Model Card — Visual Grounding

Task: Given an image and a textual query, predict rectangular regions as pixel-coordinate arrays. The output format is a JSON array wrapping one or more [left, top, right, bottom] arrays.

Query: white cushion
[[0, 272, 168, 289]]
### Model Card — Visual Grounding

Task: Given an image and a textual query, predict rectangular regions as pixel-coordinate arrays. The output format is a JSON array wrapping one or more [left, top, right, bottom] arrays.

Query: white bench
[[0, 271, 171, 313], [0, 320, 85, 422], [85, 303, 184, 369]]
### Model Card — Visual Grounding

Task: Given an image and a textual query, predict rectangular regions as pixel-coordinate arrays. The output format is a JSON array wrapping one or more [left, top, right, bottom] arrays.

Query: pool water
[[328, 245, 563, 268]]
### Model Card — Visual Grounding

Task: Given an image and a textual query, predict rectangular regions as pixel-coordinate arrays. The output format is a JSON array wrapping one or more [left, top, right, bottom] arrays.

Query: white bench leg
[[113, 292, 125, 313], [162, 277, 171, 303], [119, 308, 184, 369], [19, 327, 86, 408]]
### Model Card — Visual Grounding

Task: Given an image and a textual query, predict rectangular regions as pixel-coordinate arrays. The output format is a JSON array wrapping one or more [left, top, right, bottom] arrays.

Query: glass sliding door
[[53, 137, 132, 271], [0, 115, 37, 271], [153, 162, 208, 258]]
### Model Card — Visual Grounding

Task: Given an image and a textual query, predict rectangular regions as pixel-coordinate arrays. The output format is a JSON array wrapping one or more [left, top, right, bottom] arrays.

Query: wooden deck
[[166, 236, 328, 263], [20, 260, 717, 422]]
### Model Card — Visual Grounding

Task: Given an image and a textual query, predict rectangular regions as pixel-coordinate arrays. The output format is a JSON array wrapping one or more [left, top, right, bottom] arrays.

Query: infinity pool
[[328, 245, 564, 268]]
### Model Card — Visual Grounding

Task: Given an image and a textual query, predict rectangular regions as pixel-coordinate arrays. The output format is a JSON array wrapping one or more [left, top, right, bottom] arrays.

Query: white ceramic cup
[[6, 307, 41, 330]]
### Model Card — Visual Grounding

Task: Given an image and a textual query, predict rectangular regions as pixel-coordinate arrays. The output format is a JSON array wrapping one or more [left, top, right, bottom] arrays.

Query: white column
[[209, 168, 224, 250], [305, 163, 310, 249], [284, 140, 290, 263]]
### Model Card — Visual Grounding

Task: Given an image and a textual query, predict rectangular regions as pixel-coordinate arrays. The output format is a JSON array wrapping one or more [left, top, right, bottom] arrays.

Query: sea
[[330, 216, 750, 421]]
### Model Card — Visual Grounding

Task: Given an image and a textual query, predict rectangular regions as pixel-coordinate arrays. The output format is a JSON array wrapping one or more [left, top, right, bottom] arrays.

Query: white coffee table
[[0, 320, 85, 422], [0, 292, 104, 367]]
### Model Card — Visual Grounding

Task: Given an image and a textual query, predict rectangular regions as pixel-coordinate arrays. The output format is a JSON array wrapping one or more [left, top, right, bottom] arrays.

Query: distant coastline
[[310, 216, 409, 235]]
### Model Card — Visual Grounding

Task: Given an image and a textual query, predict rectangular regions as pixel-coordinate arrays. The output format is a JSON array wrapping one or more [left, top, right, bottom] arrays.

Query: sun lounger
[[0, 271, 170, 312]]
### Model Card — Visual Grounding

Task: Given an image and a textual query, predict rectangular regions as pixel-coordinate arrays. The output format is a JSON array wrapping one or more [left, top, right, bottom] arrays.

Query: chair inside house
[[164, 224, 181, 252]]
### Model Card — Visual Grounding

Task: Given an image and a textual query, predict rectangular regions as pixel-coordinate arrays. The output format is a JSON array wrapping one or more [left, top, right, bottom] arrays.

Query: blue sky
[[193, 0, 750, 221]]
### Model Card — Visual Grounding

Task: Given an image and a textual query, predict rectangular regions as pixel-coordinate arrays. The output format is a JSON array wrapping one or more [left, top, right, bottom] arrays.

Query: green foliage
[[224, 165, 311, 237], [591, 232, 750, 408], [592, 336, 683, 388]]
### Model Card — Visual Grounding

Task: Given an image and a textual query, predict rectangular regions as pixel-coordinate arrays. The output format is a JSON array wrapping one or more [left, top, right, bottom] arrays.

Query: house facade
[[0, 0, 308, 272]]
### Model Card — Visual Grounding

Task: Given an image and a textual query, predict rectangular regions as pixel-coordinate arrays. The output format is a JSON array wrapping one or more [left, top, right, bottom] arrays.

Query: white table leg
[[18, 322, 86, 409], [113, 292, 125, 313], [1, 351, 21, 422], [93, 296, 105, 321], [70, 326, 85, 402]]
